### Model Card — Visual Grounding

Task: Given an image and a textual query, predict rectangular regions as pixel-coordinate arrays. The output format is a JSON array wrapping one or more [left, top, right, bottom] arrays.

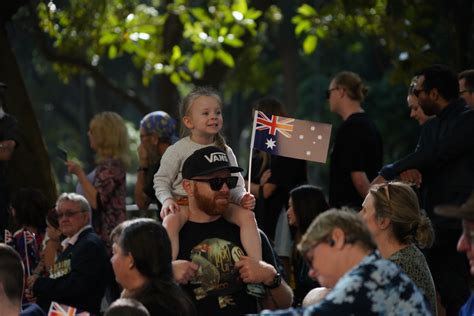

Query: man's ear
[[182, 179, 194, 197], [182, 116, 193, 130]]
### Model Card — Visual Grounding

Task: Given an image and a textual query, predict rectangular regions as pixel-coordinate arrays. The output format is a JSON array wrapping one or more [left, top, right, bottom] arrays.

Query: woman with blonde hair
[[360, 181, 437, 314], [67, 111, 130, 250]]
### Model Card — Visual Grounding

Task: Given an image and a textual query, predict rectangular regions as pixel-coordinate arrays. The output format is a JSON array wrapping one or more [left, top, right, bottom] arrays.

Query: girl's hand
[[66, 160, 84, 176], [260, 169, 271, 185], [240, 193, 256, 210], [161, 199, 181, 219]]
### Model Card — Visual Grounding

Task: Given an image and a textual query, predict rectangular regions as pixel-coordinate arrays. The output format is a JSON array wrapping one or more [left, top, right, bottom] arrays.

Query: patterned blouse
[[92, 158, 126, 250], [388, 244, 437, 315], [261, 252, 432, 316]]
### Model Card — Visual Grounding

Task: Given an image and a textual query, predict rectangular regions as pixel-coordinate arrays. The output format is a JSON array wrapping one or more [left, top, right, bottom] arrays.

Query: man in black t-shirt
[[327, 72, 383, 209], [172, 146, 293, 315]]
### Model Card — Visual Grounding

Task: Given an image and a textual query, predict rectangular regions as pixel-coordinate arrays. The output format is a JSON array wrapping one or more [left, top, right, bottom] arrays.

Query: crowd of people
[[1, 64, 474, 316]]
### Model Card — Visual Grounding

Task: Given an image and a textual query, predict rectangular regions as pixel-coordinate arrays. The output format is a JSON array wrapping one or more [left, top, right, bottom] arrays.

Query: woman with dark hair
[[111, 218, 196, 316], [287, 185, 329, 306]]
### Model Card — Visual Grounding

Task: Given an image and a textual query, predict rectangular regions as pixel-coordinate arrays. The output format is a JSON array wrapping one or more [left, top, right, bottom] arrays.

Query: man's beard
[[419, 98, 439, 116], [194, 188, 229, 216]]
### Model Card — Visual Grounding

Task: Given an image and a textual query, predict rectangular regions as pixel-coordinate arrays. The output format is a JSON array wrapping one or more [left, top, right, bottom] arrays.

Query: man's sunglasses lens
[[209, 177, 238, 190]]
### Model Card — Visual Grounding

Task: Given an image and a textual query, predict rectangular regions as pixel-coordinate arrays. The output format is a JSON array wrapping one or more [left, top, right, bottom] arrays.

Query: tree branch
[[27, 0, 151, 115]]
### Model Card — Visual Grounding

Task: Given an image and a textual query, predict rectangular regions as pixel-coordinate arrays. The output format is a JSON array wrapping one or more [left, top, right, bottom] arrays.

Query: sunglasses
[[192, 176, 238, 191]]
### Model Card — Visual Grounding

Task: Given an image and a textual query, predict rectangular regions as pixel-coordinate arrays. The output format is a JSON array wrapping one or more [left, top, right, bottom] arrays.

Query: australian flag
[[252, 111, 332, 163]]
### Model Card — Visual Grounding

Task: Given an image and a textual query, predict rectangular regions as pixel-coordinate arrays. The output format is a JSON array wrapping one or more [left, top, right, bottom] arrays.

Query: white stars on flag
[[265, 138, 276, 150]]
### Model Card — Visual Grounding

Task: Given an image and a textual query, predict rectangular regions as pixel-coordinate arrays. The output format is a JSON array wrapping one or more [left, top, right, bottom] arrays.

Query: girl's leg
[[224, 204, 262, 261], [162, 206, 189, 260]]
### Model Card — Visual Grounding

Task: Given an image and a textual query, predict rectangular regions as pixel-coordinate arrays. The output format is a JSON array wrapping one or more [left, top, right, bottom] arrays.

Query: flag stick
[[247, 111, 259, 193], [23, 230, 31, 277]]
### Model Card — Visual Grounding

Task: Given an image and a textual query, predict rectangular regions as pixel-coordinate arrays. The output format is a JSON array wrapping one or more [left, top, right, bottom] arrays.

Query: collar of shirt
[[61, 225, 92, 250]]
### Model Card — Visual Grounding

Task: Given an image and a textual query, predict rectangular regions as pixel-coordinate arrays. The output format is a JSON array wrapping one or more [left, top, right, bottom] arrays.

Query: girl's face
[[287, 197, 297, 227], [183, 96, 223, 138]]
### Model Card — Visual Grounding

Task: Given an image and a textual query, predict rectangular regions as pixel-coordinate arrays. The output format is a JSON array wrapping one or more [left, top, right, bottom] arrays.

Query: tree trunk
[[0, 26, 57, 206]]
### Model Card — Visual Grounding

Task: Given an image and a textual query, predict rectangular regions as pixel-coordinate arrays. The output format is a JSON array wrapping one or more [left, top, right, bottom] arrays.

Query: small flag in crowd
[[252, 111, 332, 163], [4, 229, 13, 244], [48, 302, 90, 316]]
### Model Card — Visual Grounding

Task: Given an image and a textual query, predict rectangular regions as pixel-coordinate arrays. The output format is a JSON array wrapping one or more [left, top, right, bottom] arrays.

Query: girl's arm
[[153, 144, 181, 204]]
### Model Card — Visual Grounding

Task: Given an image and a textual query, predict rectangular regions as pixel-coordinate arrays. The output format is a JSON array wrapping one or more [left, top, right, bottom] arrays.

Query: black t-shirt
[[329, 112, 383, 209], [177, 217, 277, 316]]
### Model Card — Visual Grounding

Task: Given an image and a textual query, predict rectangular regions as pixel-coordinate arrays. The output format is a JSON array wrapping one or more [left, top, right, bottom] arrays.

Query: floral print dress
[[92, 158, 126, 250]]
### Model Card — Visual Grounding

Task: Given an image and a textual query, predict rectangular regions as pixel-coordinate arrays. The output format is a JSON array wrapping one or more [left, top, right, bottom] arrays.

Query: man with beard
[[373, 64, 474, 315], [135, 111, 179, 211], [171, 146, 292, 315]]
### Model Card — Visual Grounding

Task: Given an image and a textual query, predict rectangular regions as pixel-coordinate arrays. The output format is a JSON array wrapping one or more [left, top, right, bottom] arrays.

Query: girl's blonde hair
[[89, 111, 130, 167], [179, 86, 226, 150]]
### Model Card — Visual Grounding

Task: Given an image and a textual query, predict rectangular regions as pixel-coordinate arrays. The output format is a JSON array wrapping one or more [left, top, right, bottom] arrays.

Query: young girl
[[153, 87, 261, 268]]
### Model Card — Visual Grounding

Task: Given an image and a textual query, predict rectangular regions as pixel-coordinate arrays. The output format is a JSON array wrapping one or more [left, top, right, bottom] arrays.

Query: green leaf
[[232, 0, 248, 14], [245, 9, 262, 20], [190, 7, 211, 23], [108, 45, 118, 59], [99, 33, 118, 45], [303, 35, 317, 54], [203, 48, 215, 64], [170, 72, 181, 85], [297, 4, 317, 17], [295, 20, 311, 36], [189, 52, 204, 74], [170, 45, 181, 64], [224, 36, 244, 47], [216, 49, 235, 67]]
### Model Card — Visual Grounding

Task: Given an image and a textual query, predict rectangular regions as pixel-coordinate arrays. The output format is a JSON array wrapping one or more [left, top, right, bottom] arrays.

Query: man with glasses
[[373, 64, 474, 315], [435, 192, 474, 316], [172, 146, 293, 315], [26, 193, 109, 314], [458, 69, 474, 107]]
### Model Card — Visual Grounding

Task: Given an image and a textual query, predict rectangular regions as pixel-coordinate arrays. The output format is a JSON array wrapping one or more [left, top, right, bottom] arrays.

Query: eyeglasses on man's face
[[325, 87, 339, 99], [57, 209, 84, 219], [192, 176, 238, 191]]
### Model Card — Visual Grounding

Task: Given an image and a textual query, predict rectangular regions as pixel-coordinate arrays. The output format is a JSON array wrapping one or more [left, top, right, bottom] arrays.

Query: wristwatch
[[137, 166, 149, 172], [265, 272, 281, 289]]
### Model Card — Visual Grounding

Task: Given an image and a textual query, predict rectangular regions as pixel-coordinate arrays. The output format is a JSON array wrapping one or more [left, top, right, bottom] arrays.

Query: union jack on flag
[[48, 302, 90, 316], [256, 111, 294, 138]]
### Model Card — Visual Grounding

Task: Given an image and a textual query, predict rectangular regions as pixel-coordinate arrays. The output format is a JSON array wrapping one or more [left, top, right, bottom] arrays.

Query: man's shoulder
[[76, 228, 106, 249]]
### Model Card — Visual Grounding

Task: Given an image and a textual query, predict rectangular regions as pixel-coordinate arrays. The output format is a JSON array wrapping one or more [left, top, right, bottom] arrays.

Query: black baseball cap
[[182, 146, 243, 179]]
